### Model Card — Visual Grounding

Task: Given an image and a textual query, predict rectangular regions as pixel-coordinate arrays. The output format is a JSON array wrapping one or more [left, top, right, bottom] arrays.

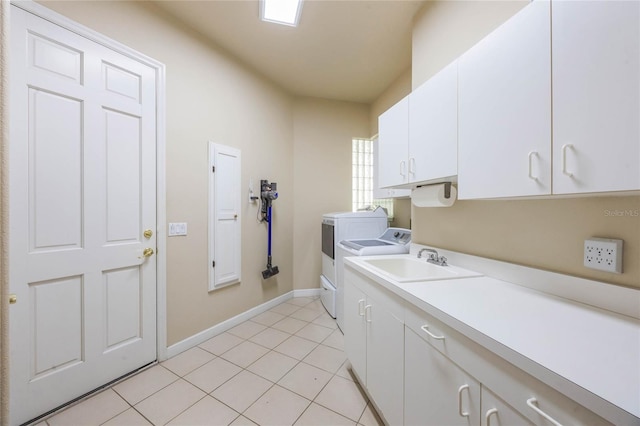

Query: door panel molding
[[9, 2, 167, 424], [12, 0, 167, 360]]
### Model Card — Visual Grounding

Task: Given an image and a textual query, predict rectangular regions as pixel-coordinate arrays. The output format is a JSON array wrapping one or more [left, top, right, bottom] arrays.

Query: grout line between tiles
[[95, 391, 132, 426], [46, 297, 386, 426]]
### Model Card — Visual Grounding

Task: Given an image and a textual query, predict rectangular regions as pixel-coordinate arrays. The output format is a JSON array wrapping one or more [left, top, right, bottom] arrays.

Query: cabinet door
[[458, 1, 551, 199], [552, 0, 639, 194], [481, 387, 533, 426], [405, 327, 481, 426], [409, 61, 458, 184], [366, 294, 404, 425], [378, 96, 409, 188], [343, 276, 367, 384], [373, 138, 410, 199]]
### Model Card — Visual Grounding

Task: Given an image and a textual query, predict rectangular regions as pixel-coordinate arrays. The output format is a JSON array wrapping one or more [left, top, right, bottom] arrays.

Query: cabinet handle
[[526, 398, 563, 426], [420, 325, 445, 340], [364, 304, 372, 323], [400, 161, 406, 177], [409, 157, 416, 176], [457, 384, 470, 417], [528, 151, 538, 181], [358, 299, 365, 316], [485, 408, 498, 426], [561, 144, 574, 177]]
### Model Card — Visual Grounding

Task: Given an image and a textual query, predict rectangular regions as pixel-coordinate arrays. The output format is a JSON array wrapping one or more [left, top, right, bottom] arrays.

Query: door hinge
[[212, 166, 215, 173], [212, 260, 215, 268]]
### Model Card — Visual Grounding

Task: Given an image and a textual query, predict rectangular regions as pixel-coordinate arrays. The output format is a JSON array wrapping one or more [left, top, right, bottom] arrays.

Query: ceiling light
[[260, 0, 303, 27]]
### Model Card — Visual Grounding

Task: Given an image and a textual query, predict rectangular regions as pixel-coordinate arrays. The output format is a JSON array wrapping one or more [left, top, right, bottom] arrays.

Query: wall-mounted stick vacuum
[[260, 180, 279, 279]]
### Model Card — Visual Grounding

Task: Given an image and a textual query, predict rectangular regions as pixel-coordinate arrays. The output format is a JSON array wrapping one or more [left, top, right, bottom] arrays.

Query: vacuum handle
[[267, 206, 273, 257]]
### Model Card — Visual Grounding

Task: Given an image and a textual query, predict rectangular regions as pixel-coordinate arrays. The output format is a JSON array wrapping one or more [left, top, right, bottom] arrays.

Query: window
[[352, 138, 394, 218]]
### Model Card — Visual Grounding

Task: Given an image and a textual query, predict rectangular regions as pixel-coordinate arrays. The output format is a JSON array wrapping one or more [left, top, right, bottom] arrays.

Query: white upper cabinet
[[409, 61, 458, 184], [378, 62, 458, 189], [379, 0, 637, 199], [378, 96, 409, 188], [552, 0, 640, 194], [458, 0, 551, 199], [372, 137, 410, 198]]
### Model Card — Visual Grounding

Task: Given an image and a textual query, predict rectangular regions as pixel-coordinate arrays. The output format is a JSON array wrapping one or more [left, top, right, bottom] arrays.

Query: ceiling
[[151, 0, 426, 104]]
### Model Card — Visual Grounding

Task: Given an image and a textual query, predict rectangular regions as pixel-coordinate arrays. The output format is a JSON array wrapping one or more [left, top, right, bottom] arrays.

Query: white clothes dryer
[[320, 207, 388, 318]]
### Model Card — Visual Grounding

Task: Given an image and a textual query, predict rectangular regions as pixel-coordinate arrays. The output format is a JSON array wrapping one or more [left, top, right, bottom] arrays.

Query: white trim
[[293, 288, 322, 298], [10, 0, 169, 361], [166, 291, 295, 358], [11, 1, 163, 70], [155, 66, 168, 361]]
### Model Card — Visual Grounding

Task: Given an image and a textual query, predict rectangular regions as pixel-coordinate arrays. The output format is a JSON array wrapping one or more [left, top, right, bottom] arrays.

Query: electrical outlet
[[584, 237, 623, 273]]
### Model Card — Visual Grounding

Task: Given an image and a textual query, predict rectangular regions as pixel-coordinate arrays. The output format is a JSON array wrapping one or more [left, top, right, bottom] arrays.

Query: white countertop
[[345, 255, 640, 424]]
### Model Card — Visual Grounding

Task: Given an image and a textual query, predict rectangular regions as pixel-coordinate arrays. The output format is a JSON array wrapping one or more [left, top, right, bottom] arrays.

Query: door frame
[[9, 0, 168, 361]]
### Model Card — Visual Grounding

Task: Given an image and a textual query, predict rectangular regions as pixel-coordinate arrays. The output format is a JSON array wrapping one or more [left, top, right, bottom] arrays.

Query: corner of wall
[[369, 68, 412, 136]]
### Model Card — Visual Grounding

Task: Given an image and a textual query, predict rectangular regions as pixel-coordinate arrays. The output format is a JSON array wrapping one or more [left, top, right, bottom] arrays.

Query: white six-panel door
[[9, 6, 158, 424]]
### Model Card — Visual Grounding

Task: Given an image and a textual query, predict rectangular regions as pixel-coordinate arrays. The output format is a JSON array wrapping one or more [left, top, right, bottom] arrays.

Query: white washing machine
[[335, 227, 411, 331], [320, 207, 388, 318]]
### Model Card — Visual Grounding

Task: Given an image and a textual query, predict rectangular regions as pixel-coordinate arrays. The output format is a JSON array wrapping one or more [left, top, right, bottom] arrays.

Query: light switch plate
[[168, 222, 187, 236]]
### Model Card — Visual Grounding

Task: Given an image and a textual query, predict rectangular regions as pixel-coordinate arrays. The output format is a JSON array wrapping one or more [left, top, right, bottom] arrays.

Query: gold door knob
[[9, 294, 17, 304], [143, 229, 153, 239], [143, 248, 154, 257]]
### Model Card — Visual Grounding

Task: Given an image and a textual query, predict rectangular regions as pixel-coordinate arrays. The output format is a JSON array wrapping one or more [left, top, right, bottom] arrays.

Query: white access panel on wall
[[209, 142, 241, 290]]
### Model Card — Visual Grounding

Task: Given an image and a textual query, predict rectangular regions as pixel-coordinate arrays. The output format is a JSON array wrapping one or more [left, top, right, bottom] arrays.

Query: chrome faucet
[[417, 248, 448, 266]]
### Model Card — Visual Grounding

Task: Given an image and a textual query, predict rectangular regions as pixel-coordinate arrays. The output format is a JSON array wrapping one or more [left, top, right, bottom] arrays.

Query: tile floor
[[37, 297, 384, 426]]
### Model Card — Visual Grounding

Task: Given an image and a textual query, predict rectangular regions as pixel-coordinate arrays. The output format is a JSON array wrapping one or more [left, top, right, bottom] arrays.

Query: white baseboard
[[165, 291, 295, 359], [293, 288, 321, 298]]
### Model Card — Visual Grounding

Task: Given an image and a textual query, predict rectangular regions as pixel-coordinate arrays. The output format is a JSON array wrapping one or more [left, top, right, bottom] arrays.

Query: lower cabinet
[[404, 327, 481, 426], [344, 267, 404, 426], [405, 327, 531, 426], [343, 277, 367, 385], [481, 387, 533, 426], [344, 264, 614, 426], [404, 303, 611, 426]]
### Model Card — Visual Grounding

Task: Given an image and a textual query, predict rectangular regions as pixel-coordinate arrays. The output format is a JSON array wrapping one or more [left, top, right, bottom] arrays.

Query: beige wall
[[33, 1, 375, 345], [409, 1, 640, 289], [411, 0, 528, 88], [292, 97, 370, 289], [413, 196, 640, 288], [369, 68, 412, 137], [40, 1, 296, 345]]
